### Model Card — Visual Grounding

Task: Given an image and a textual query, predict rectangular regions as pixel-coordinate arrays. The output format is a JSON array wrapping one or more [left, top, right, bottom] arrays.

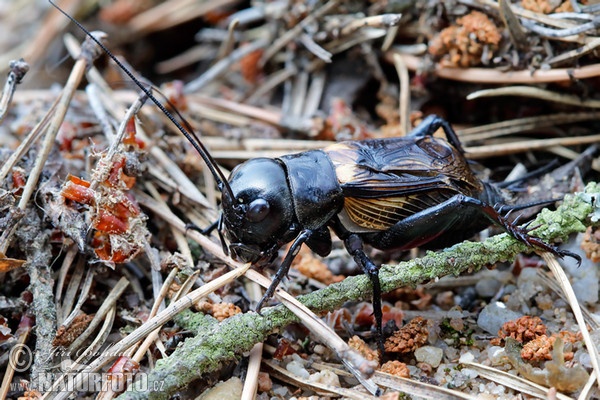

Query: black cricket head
[[221, 158, 297, 265]]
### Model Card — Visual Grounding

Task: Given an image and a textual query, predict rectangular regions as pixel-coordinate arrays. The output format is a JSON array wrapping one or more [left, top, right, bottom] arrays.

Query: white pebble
[[459, 351, 475, 363], [286, 360, 310, 379], [477, 302, 522, 335], [461, 368, 479, 379], [414, 346, 443, 367], [487, 346, 506, 365], [308, 369, 340, 386]]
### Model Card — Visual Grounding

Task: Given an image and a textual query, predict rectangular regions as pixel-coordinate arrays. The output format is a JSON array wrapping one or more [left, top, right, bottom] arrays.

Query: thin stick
[[340, 14, 402, 36], [388, 52, 600, 83], [61, 266, 94, 327], [462, 362, 571, 400], [184, 39, 268, 93], [467, 86, 600, 108], [206, 132, 600, 160], [464, 134, 600, 159], [393, 53, 410, 136], [542, 253, 600, 389], [241, 280, 265, 400], [0, 59, 29, 125], [0, 96, 58, 183], [458, 112, 600, 142], [0, 315, 34, 400], [54, 244, 78, 323]]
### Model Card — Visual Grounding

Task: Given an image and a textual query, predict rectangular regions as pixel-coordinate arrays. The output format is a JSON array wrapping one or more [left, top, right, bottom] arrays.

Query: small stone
[[459, 351, 475, 363], [257, 372, 272, 392], [286, 359, 310, 379], [197, 377, 242, 400], [475, 277, 501, 298], [414, 346, 443, 367], [477, 301, 522, 335], [461, 368, 479, 380], [487, 346, 506, 365], [308, 369, 340, 386]]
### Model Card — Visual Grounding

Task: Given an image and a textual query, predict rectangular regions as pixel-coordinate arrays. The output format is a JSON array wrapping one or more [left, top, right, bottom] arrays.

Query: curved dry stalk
[[464, 134, 600, 159], [389, 52, 600, 83], [128, 0, 240, 34], [259, 0, 341, 66], [67, 277, 130, 353], [0, 315, 34, 400], [467, 86, 600, 108], [240, 281, 265, 400], [183, 39, 268, 93], [392, 53, 410, 136], [542, 253, 600, 388], [458, 112, 600, 142], [264, 360, 378, 400], [0, 96, 57, 183], [0, 59, 29, 125]]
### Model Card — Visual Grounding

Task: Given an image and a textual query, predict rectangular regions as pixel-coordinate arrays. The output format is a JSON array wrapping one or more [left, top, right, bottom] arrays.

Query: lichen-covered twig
[[119, 183, 598, 400]]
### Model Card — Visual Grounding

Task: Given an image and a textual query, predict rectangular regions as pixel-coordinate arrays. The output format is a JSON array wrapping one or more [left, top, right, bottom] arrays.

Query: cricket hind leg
[[410, 114, 465, 153], [369, 194, 581, 264], [344, 234, 385, 355], [456, 196, 582, 265]]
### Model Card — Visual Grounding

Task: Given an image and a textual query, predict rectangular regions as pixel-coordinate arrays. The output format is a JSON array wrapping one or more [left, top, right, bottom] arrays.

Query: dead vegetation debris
[[0, 0, 599, 399]]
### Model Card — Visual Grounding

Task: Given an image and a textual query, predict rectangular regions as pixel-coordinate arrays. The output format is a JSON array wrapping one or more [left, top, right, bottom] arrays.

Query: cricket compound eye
[[246, 199, 270, 222]]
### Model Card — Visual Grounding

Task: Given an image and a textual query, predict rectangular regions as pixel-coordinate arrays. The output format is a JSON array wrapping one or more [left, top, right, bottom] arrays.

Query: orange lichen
[[521, 0, 573, 13], [195, 301, 241, 321], [379, 360, 410, 378], [429, 11, 501, 67], [384, 316, 429, 353], [497, 316, 547, 344], [349, 335, 380, 365], [521, 334, 554, 362], [292, 246, 344, 285], [212, 302, 242, 321], [520, 331, 581, 363], [52, 313, 94, 347], [581, 226, 600, 262]]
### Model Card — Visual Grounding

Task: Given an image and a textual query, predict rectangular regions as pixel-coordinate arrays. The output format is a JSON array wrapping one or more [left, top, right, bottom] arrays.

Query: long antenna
[[49, 0, 236, 203]]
